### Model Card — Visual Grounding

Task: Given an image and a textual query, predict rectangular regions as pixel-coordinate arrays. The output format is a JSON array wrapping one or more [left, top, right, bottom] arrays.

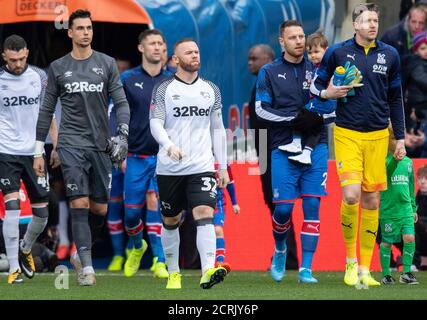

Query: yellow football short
[[334, 125, 389, 192]]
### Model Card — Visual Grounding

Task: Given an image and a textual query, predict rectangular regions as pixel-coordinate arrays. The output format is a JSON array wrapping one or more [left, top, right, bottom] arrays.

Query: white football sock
[[161, 226, 180, 274], [196, 223, 216, 275], [3, 208, 20, 273]]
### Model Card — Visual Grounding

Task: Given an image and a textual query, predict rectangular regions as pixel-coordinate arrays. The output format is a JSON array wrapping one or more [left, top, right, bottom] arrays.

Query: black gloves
[[106, 123, 129, 167]]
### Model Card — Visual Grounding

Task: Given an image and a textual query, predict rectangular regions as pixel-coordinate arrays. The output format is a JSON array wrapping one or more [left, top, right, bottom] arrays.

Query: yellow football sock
[[359, 207, 379, 271], [340, 201, 359, 260]]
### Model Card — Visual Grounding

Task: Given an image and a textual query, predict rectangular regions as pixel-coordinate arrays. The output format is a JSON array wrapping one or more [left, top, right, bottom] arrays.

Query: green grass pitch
[[1, 270, 426, 300]]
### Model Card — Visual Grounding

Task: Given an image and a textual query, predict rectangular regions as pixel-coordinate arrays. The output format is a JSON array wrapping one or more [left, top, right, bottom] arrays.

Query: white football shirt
[[150, 76, 222, 175], [0, 65, 46, 155]]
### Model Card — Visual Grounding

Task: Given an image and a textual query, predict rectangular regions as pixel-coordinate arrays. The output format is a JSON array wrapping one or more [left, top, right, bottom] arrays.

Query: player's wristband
[[34, 141, 45, 158]]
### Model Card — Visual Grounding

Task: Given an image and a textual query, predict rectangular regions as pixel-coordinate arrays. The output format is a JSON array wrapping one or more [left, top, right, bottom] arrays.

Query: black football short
[[0, 153, 49, 203], [157, 172, 217, 217], [57, 147, 112, 203]]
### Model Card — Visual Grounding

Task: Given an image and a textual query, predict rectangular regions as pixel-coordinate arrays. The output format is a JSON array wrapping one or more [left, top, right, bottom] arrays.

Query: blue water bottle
[[333, 66, 346, 86]]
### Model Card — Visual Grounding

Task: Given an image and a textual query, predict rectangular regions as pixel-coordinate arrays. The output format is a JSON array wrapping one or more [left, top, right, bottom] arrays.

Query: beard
[[179, 59, 200, 72], [10, 67, 24, 75], [285, 48, 304, 60]]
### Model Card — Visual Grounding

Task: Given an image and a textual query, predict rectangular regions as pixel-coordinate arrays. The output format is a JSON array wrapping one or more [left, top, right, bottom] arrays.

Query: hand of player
[[342, 64, 363, 98], [323, 77, 352, 99], [232, 204, 240, 215], [50, 149, 61, 169], [393, 139, 406, 161], [342, 63, 363, 87], [414, 212, 418, 223], [107, 124, 129, 168], [217, 169, 230, 188], [107, 123, 129, 168], [33, 156, 46, 177], [107, 136, 128, 168], [167, 145, 185, 161]]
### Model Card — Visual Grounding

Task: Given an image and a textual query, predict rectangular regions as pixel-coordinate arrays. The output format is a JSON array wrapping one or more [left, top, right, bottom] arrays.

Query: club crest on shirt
[[303, 71, 313, 89], [377, 53, 386, 64], [200, 91, 210, 99], [30, 81, 40, 89], [92, 67, 104, 75]]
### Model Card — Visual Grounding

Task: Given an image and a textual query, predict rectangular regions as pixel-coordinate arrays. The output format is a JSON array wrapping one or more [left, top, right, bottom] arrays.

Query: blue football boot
[[298, 268, 318, 283], [271, 250, 287, 282]]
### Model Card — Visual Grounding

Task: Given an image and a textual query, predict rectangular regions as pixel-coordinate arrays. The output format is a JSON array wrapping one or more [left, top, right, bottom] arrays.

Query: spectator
[[381, 2, 427, 59], [403, 31, 427, 156], [382, 2, 427, 123], [416, 164, 427, 270]]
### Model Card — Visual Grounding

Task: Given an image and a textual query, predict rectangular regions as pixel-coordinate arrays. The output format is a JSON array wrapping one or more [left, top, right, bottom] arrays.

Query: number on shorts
[[37, 175, 50, 191], [321, 172, 328, 188], [108, 173, 112, 190], [37, 176, 47, 188], [201, 177, 217, 192]]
